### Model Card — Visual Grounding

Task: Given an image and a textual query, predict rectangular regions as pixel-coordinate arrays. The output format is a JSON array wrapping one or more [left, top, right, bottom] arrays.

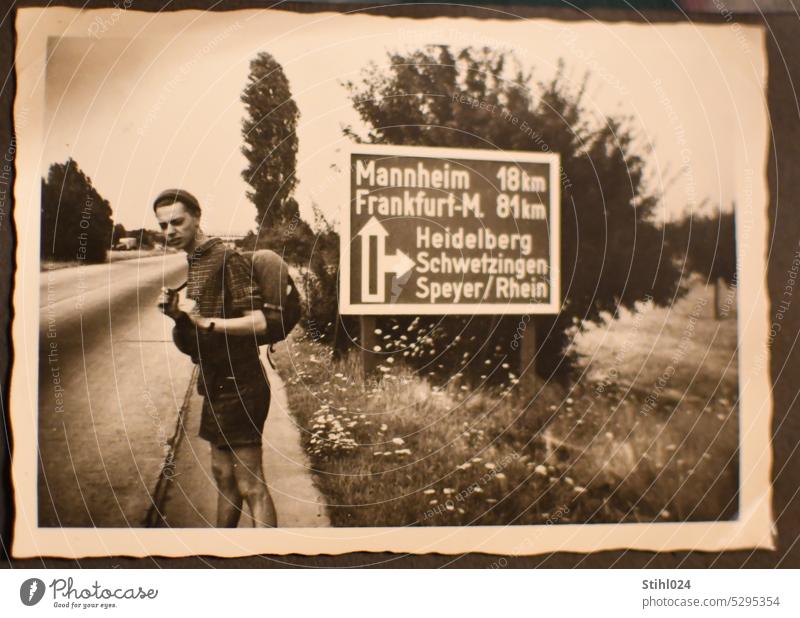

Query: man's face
[[155, 201, 200, 251]]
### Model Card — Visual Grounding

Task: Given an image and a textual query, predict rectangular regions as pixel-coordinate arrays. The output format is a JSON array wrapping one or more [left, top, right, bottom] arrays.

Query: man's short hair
[[152, 189, 201, 217]]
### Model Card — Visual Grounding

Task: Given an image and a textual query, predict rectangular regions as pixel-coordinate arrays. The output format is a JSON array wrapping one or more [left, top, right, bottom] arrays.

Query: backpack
[[243, 249, 302, 346]]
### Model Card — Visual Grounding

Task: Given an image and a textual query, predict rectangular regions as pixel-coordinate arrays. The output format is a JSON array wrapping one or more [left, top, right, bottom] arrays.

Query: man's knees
[[235, 476, 268, 502], [210, 456, 236, 487]]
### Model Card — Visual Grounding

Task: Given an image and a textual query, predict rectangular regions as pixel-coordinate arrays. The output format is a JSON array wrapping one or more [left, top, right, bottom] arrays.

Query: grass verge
[[274, 288, 738, 527]]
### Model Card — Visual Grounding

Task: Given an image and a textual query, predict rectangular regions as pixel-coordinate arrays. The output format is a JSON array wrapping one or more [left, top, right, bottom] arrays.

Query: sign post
[[340, 145, 561, 377]]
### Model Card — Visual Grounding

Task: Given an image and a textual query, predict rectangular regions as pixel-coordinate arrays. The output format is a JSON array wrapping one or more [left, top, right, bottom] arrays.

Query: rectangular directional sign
[[340, 144, 560, 315]]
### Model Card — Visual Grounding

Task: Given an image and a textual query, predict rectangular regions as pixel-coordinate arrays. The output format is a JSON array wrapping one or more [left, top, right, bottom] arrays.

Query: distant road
[[38, 253, 196, 527]]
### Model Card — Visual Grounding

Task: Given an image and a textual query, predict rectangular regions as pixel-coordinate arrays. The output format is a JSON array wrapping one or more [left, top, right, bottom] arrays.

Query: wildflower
[[495, 473, 506, 480], [659, 509, 671, 519], [395, 449, 411, 455], [372, 345, 381, 352], [443, 488, 455, 495], [484, 462, 496, 470], [486, 498, 497, 504], [423, 489, 435, 495], [374, 328, 383, 335], [391, 437, 405, 446], [564, 477, 574, 486], [501, 363, 510, 369], [471, 457, 483, 464], [445, 503, 455, 511], [429, 499, 438, 505], [456, 463, 472, 471], [379, 424, 388, 432], [566, 398, 574, 405], [473, 486, 483, 493], [574, 486, 587, 494]]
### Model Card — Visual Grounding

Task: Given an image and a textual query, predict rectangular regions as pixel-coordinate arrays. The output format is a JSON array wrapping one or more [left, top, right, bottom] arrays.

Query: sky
[[41, 9, 766, 235]]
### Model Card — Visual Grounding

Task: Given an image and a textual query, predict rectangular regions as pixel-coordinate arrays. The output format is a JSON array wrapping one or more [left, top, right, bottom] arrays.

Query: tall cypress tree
[[241, 52, 300, 230]]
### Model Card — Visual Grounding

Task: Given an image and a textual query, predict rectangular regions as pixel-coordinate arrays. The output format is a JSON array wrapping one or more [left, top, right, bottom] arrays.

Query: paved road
[[38, 253, 330, 529], [38, 254, 192, 527]]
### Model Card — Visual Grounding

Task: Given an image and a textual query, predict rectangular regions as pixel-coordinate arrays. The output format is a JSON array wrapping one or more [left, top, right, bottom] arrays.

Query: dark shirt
[[182, 238, 265, 393]]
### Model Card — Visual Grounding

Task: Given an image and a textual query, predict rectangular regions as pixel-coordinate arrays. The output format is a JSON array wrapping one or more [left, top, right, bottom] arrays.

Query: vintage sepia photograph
[[10, 6, 772, 557]]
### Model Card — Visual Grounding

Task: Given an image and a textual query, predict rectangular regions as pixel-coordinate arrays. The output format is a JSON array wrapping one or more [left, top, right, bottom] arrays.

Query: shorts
[[199, 374, 270, 448]]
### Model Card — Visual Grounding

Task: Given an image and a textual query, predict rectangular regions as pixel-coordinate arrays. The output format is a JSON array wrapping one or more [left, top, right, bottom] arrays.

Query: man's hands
[[157, 287, 183, 319], [158, 288, 261, 335], [158, 287, 206, 324]]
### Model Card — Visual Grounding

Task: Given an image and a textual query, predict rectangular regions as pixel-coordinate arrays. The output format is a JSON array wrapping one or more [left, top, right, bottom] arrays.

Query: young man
[[154, 188, 277, 528]]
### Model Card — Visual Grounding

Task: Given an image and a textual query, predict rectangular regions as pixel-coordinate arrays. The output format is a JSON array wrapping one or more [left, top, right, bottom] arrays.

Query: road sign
[[340, 144, 560, 315]]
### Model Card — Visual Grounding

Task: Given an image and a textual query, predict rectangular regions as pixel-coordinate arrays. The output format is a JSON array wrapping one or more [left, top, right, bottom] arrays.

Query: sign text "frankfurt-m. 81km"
[[340, 145, 560, 315]]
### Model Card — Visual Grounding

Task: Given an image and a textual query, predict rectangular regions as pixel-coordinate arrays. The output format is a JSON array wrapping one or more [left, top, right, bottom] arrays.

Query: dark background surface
[[1, 0, 798, 568]]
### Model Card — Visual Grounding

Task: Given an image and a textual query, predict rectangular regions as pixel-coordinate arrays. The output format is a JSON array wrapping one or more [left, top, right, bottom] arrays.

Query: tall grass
[[275, 284, 739, 527]]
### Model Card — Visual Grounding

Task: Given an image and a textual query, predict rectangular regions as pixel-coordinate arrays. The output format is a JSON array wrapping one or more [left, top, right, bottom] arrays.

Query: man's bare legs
[[231, 445, 277, 527], [210, 447, 243, 527]]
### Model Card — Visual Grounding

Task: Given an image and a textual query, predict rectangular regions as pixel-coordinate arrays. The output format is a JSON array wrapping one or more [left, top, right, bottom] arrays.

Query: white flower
[[379, 424, 388, 432], [423, 489, 435, 495], [534, 464, 548, 476], [391, 437, 405, 446], [442, 488, 455, 495], [484, 462, 497, 470]]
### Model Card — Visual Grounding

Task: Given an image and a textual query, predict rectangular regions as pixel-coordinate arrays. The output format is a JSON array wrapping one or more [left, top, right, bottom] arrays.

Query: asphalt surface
[[37, 253, 330, 529], [38, 253, 191, 527]]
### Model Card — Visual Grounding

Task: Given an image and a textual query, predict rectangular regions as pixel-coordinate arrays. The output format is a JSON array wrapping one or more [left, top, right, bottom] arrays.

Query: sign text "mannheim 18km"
[[340, 145, 560, 315]]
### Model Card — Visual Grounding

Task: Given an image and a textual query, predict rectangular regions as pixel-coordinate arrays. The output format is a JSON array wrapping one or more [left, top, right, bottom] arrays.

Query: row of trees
[[41, 158, 114, 263], [240, 47, 738, 380], [41, 159, 166, 263]]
